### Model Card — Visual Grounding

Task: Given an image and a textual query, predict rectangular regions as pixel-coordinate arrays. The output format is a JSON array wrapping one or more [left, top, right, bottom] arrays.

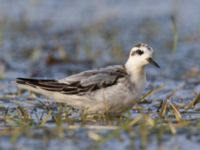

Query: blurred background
[[0, 0, 199, 79], [0, 0, 200, 150]]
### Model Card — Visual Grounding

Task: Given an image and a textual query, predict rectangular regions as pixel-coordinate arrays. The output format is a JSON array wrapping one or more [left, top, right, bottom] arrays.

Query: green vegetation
[[0, 88, 199, 149], [171, 15, 179, 52]]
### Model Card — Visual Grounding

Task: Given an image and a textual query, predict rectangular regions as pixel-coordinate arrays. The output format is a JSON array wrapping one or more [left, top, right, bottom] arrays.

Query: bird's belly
[[88, 82, 140, 113]]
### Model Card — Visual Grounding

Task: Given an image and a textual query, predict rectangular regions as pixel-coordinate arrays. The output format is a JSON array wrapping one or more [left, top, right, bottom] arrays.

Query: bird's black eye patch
[[131, 49, 144, 56], [136, 49, 144, 55]]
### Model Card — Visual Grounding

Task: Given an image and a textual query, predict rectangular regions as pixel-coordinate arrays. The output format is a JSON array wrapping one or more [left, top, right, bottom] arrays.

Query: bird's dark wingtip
[[16, 78, 38, 85], [16, 78, 26, 84]]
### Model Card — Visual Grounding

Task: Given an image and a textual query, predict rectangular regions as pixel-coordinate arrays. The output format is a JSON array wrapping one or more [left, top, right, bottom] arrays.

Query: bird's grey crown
[[134, 43, 152, 51]]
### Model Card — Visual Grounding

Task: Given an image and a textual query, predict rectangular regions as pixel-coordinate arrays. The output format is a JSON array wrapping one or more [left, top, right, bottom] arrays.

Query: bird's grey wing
[[16, 65, 127, 95], [59, 65, 127, 95], [61, 65, 125, 83]]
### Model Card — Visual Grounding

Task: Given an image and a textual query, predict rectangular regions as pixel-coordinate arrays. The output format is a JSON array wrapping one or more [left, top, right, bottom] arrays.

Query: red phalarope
[[16, 43, 160, 115]]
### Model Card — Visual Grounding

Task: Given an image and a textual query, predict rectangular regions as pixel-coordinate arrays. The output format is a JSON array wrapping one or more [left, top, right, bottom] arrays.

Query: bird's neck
[[125, 61, 146, 90], [127, 66, 146, 82]]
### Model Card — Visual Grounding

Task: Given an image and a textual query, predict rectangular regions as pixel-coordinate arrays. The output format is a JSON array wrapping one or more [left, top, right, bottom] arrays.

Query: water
[[0, 0, 200, 150]]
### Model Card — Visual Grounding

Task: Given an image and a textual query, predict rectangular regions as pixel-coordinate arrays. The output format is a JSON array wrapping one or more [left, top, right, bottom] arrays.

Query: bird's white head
[[125, 43, 160, 72]]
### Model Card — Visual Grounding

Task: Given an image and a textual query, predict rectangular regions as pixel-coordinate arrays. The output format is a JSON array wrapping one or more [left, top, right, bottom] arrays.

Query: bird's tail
[[16, 78, 57, 88], [16, 78, 92, 108], [16, 78, 60, 95]]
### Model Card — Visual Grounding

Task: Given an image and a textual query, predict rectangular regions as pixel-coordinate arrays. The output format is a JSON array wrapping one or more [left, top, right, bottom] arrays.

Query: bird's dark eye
[[131, 49, 144, 56], [136, 49, 144, 55]]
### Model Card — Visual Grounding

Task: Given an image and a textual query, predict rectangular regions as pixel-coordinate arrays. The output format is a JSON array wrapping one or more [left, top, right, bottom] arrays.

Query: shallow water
[[0, 0, 200, 150]]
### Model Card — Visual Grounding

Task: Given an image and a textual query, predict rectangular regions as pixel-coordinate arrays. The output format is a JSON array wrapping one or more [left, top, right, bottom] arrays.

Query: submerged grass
[[0, 87, 199, 149], [185, 93, 200, 110], [171, 15, 179, 52]]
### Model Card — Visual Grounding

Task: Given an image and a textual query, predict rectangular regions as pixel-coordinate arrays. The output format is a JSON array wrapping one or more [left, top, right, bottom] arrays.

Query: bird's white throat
[[125, 58, 146, 91]]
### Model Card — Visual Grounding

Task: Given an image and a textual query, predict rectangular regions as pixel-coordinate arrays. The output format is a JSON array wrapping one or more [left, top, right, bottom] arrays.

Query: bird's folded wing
[[16, 65, 127, 95]]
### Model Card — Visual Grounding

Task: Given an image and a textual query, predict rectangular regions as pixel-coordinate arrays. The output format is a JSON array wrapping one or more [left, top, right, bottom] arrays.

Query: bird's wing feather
[[16, 65, 127, 95]]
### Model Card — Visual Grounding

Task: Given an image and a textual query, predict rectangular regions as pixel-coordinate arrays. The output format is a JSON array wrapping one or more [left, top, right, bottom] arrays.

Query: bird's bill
[[147, 58, 160, 68]]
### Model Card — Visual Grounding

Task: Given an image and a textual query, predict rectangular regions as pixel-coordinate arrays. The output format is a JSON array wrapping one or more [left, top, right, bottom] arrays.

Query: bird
[[16, 43, 160, 115]]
